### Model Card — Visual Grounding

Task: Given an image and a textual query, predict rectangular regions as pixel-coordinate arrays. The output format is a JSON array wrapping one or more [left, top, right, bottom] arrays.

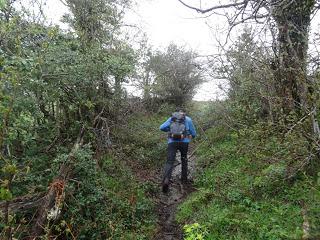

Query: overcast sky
[[41, 0, 319, 101], [43, 0, 225, 53]]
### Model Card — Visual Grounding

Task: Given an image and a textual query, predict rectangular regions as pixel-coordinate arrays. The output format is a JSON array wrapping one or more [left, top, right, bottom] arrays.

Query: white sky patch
[[125, 0, 231, 54], [42, 0, 68, 26], [193, 79, 228, 101]]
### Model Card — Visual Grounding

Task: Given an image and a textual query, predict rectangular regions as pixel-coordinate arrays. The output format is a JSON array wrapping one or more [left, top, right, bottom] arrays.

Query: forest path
[[153, 146, 197, 240]]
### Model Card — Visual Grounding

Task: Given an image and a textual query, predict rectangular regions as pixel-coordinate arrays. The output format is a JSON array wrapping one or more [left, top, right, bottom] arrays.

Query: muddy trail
[[153, 147, 197, 240]]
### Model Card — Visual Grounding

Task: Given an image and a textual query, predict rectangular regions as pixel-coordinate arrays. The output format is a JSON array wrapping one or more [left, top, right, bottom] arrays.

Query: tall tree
[[62, 0, 135, 115], [217, 27, 276, 123], [148, 44, 203, 107], [178, 0, 317, 114], [62, 0, 129, 45]]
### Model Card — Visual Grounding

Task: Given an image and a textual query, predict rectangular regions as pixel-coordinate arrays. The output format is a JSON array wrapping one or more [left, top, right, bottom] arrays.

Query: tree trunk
[[272, 0, 320, 175], [114, 75, 123, 101], [272, 0, 315, 116], [143, 71, 151, 101]]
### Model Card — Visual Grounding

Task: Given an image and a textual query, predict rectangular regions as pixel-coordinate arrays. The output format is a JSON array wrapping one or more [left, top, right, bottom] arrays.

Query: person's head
[[175, 107, 186, 117], [175, 107, 186, 114]]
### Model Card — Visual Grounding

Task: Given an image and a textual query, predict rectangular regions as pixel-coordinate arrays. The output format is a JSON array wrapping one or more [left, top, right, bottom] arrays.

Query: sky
[[125, 0, 224, 53], [42, 0, 225, 53], [40, 0, 319, 101]]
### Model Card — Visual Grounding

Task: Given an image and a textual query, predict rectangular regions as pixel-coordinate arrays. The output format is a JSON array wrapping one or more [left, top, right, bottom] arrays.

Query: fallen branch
[[30, 126, 85, 239], [0, 193, 45, 213]]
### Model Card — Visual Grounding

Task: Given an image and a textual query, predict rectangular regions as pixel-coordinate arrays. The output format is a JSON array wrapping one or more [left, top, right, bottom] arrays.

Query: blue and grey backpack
[[169, 112, 186, 140]]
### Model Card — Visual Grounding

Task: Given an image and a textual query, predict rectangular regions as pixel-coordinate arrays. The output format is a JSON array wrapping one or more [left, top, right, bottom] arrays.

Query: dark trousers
[[162, 142, 189, 182]]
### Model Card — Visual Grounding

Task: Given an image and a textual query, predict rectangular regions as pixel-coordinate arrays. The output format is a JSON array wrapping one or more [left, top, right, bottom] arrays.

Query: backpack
[[169, 112, 186, 140]]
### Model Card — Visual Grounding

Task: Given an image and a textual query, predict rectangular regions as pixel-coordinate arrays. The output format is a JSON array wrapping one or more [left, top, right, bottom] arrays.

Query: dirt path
[[153, 148, 197, 240]]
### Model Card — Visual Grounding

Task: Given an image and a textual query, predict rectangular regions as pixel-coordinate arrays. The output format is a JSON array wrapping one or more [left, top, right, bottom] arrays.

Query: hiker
[[160, 109, 196, 192]]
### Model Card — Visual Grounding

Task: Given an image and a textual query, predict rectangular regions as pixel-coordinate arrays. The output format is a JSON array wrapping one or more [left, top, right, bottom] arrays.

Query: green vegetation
[[53, 149, 156, 239], [177, 122, 320, 239], [1, 0, 320, 239], [0, 1, 176, 238], [0, 110, 165, 239], [114, 112, 168, 169]]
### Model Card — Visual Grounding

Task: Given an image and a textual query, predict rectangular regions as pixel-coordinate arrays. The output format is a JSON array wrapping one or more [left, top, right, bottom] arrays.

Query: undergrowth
[[59, 148, 156, 239], [2, 111, 169, 239], [50, 112, 170, 239], [113, 112, 168, 169], [177, 124, 320, 239], [4, 145, 157, 239]]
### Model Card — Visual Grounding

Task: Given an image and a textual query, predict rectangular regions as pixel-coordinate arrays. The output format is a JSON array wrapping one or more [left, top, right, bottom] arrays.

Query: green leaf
[[0, 188, 13, 201], [2, 164, 18, 175], [0, 0, 6, 10]]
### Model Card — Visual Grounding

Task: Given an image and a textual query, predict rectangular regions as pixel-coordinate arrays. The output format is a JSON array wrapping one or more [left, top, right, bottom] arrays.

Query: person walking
[[159, 109, 196, 193]]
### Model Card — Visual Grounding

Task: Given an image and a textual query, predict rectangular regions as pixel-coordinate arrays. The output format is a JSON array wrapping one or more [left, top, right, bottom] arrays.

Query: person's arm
[[159, 117, 172, 132], [188, 118, 196, 138]]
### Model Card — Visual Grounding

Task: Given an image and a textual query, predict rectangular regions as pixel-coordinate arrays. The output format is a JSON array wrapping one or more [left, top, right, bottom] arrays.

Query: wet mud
[[153, 150, 196, 240]]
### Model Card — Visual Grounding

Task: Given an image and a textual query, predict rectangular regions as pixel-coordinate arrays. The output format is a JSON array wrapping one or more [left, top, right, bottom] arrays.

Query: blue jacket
[[160, 116, 196, 143]]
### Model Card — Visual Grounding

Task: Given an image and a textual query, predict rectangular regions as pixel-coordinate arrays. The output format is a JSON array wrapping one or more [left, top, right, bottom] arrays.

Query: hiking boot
[[162, 178, 169, 193]]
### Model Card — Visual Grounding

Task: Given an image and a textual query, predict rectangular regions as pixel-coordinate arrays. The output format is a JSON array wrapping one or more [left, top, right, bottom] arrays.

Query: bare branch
[[231, 14, 269, 26], [177, 0, 247, 14], [59, 0, 68, 7]]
